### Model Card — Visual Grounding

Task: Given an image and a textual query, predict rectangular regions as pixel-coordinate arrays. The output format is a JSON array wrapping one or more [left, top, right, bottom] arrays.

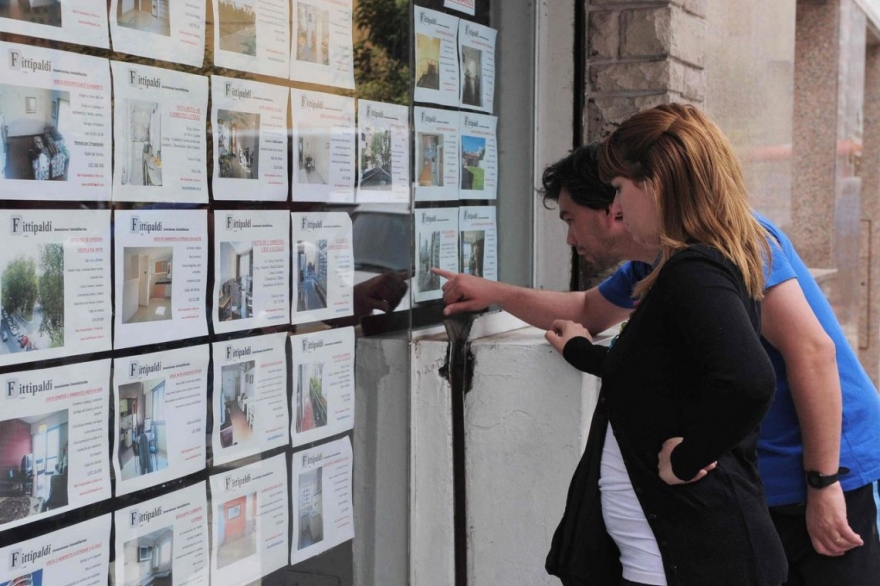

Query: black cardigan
[[546, 245, 787, 586]]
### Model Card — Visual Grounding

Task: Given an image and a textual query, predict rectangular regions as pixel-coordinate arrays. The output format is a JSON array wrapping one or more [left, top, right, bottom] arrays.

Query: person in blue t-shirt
[[434, 142, 880, 586]]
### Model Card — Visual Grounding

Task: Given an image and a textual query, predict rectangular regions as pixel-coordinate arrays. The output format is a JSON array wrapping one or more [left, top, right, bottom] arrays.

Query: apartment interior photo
[[217, 242, 253, 321], [123, 527, 173, 586], [122, 247, 173, 324], [218, 361, 255, 449], [118, 380, 168, 480], [216, 493, 257, 569], [0, 411, 68, 525], [0, 84, 70, 181]]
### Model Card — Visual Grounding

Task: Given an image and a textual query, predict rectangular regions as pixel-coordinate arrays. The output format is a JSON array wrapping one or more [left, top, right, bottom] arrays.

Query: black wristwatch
[[805, 466, 850, 489]]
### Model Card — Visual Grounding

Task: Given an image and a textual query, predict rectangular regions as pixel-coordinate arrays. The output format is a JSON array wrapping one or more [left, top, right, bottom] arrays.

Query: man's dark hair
[[539, 142, 616, 210]]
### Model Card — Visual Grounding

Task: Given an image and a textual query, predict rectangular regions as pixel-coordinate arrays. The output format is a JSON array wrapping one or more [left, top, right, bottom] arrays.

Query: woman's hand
[[658, 437, 717, 485], [545, 319, 592, 354]]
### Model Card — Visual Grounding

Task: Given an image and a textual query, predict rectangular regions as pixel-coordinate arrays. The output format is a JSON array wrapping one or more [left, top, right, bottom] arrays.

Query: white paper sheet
[[113, 209, 209, 349], [212, 0, 290, 78], [112, 346, 209, 495], [414, 107, 460, 202], [0, 515, 110, 586], [290, 327, 354, 447], [413, 207, 459, 303], [459, 112, 497, 200], [291, 436, 353, 564], [211, 76, 289, 201], [413, 7, 460, 107], [458, 19, 496, 113], [0, 42, 112, 201], [443, 0, 474, 16], [209, 453, 289, 586], [114, 483, 209, 586], [111, 62, 209, 203], [459, 205, 496, 281], [289, 0, 355, 90], [291, 212, 354, 324], [0, 209, 111, 368], [109, 0, 207, 67], [356, 100, 410, 204], [213, 211, 291, 333], [291, 89, 356, 203], [0, 0, 109, 48], [0, 360, 111, 532], [211, 333, 290, 466]]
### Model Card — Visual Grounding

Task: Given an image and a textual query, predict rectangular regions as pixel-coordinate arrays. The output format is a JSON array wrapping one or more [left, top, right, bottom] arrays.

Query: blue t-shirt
[[598, 214, 880, 506]]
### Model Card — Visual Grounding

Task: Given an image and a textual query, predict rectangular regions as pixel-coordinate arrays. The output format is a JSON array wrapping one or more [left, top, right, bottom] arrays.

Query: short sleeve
[[598, 262, 652, 309]]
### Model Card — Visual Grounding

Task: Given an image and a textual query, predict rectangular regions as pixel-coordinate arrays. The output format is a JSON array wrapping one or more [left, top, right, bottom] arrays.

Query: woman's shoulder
[[658, 245, 741, 289]]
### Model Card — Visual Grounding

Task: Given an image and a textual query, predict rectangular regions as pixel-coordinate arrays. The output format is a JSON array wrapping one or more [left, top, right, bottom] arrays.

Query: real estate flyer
[[211, 76, 289, 201], [413, 7, 460, 107], [211, 332, 289, 466], [0, 209, 112, 369], [209, 453, 289, 586], [0, 42, 112, 201], [443, 0, 474, 16], [114, 482, 209, 586], [111, 61, 209, 203], [413, 107, 460, 202], [291, 436, 354, 564], [291, 89, 356, 203], [0, 0, 109, 48], [291, 212, 354, 325], [113, 209, 209, 349], [112, 346, 209, 496], [212, 0, 290, 78], [0, 515, 110, 586], [458, 19, 496, 114], [459, 206, 497, 281], [0, 360, 112, 532], [109, 0, 207, 67], [290, 327, 354, 448], [213, 210, 291, 334], [459, 112, 497, 200], [413, 207, 459, 304], [289, 0, 355, 90], [356, 100, 410, 204]]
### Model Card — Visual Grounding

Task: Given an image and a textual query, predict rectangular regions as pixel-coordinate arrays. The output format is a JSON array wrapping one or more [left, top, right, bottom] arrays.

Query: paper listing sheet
[[112, 346, 209, 496], [413, 207, 459, 304], [356, 100, 410, 204], [458, 20, 496, 114], [109, 0, 206, 67], [0, 515, 110, 586], [209, 453, 289, 586], [111, 62, 209, 203], [289, 0, 355, 90], [291, 212, 354, 324], [212, 0, 290, 78], [0, 0, 109, 48], [413, 7, 460, 107], [114, 482, 209, 586], [291, 436, 353, 564], [459, 112, 497, 200], [0, 42, 112, 201], [113, 209, 209, 349], [414, 107, 460, 202], [213, 211, 291, 334], [0, 209, 111, 369], [211, 76, 289, 201], [211, 333, 289, 466], [459, 206, 497, 281], [444, 0, 474, 15], [291, 89, 355, 203], [290, 327, 354, 448], [0, 360, 112, 532]]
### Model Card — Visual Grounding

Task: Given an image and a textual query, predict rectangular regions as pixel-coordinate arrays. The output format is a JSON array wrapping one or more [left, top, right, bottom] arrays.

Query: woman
[[544, 104, 787, 586]]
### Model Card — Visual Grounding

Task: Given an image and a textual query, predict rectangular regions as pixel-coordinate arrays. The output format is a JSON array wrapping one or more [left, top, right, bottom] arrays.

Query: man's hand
[[353, 270, 409, 319], [806, 484, 863, 556], [434, 268, 494, 315], [544, 319, 591, 354], [657, 437, 717, 485]]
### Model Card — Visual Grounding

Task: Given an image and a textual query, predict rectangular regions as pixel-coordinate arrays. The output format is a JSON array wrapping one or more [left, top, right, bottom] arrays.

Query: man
[[434, 143, 880, 586]]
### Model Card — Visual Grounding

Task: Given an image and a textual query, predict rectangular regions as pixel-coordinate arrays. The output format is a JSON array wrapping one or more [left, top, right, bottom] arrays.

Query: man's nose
[[566, 226, 576, 247], [610, 196, 623, 219]]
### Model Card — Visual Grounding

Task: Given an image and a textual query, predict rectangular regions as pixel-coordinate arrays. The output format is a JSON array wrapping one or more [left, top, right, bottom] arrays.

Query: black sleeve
[[659, 253, 776, 481], [562, 336, 608, 376]]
